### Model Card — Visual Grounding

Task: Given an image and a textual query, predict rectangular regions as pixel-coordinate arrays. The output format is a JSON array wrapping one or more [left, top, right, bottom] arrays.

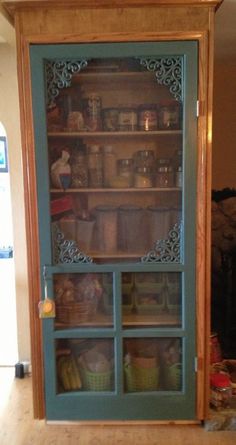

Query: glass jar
[[138, 105, 158, 131], [103, 145, 117, 187], [95, 205, 117, 253], [155, 158, 174, 187], [175, 166, 183, 188], [134, 150, 155, 171], [117, 158, 133, 187], [88, 145, 103, 188], [210, 373, 232, 410], [134, 167, 152, 188], [159, 100, 180, 130], [118, 108, 138, 131], [70, 145, 88, 188]]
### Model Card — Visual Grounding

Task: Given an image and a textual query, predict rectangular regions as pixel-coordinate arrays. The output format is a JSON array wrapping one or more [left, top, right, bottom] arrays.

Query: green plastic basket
[[79, 366, 113, 392], [164, 363, 182, 391], [124, 364, 159, 392]]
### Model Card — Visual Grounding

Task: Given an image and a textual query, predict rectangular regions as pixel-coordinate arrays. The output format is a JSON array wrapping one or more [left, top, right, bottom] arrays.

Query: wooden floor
[[0, 367, 235, 445]]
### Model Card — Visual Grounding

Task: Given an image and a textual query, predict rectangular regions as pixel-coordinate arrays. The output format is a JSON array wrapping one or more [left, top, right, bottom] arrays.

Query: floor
[[0, 368, 236, 445], [0, 258, 18, 365]]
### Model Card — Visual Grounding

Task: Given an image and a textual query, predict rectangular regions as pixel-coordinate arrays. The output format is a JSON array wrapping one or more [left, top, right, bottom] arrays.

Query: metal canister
[[118, 108, 138, 131], [138, 105, 158, 131], [82, 93, 102, 131], [102, 108, 119, 131], [159, 100, 180, 130]]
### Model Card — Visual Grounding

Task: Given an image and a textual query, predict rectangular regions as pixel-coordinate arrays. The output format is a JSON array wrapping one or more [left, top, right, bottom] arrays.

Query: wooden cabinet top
[[2, 0, 223, 19]]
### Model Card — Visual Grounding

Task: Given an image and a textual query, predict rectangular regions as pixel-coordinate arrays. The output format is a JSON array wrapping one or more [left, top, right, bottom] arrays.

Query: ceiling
[[0, 0, 235, 61]]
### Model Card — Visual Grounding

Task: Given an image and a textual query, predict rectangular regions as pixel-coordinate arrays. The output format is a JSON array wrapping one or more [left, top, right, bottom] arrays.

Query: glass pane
[[56, 338, 114, 393], [124, 338, 182, 393], [53, 272, 113, 329], [121, 272, 182, 327], [47, 57, 183, 264]]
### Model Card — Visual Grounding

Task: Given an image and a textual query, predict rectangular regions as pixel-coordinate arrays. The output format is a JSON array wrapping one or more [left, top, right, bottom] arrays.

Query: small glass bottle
[[103, 145, 117, 187], [155, 158, 174, 188], [88, 144, 103, 188]]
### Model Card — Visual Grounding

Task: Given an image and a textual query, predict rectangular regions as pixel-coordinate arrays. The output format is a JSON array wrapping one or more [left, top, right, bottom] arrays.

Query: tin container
[[118, 108, 138, 131], [138, 105, 158, 131], [102, 108, 119, 131], [159, 100, 180, 130]]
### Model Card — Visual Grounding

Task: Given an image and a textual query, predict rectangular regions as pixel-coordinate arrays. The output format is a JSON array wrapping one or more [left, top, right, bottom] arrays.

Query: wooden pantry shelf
[[50, 187, 181, 193], [48, 130, 182, 138]]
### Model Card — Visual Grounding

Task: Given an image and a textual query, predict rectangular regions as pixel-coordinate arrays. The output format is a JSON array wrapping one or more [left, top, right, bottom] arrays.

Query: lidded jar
[[134, 150, 155, 170], [155, 158, 174, 188], [117, 158, 133, 187], [134, 167, 152, 188], [70, 143, 88, 188], [103, 145, 117, 187], [87, 144, 103, 188]]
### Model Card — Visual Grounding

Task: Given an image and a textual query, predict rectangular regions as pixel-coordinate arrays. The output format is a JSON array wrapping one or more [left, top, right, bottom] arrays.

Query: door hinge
[[196, 100, 200, 117], [194, 357, 198, 372]]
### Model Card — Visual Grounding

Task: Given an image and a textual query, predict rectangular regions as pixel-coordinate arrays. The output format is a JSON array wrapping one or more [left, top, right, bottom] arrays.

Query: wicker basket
[[124, 363, 159, 392], [79, 366, 113, 391], [56, 301, 95, 325]]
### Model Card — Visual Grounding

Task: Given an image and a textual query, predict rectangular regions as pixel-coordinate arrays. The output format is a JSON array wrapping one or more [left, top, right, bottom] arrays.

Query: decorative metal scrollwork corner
[[52, 223, 93, 264], [45, 59, 88, 107], [138, 57, 182, 101], [141, 223, 182, 263]]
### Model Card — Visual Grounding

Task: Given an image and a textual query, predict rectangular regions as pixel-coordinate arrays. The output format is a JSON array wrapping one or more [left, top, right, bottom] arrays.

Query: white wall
[[0, 41, 30, 362]]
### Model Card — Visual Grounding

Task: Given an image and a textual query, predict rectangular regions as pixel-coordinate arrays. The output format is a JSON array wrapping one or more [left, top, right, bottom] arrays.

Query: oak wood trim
[[15, 13, 45, 419], [2, 0, 224, 20], [204, 6, 216, 419], [196, 30, 209, 420], [22, 31, 205, 45]]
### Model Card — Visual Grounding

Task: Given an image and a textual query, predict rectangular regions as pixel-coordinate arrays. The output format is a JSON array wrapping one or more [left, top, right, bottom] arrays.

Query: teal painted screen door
[[30, 41, 198, 420]]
